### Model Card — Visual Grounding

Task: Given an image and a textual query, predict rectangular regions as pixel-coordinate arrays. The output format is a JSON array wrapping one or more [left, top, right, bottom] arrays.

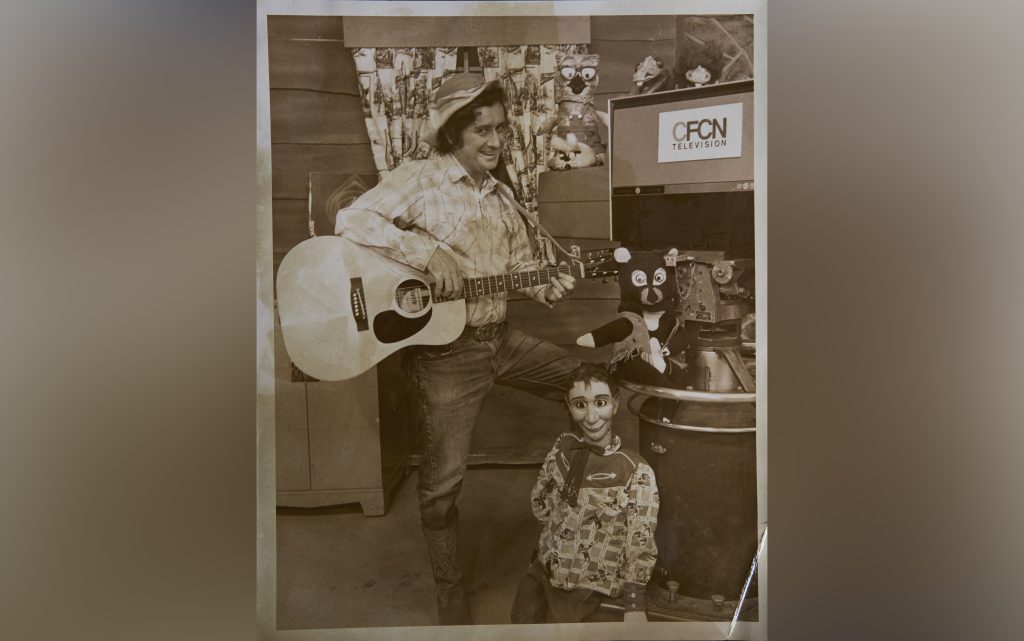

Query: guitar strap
[[496, 186, 579, 267]]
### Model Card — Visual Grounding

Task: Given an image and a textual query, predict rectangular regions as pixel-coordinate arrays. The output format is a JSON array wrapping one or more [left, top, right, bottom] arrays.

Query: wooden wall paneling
[[539, 202, 613, 239], [591, 38, 677, 95], [270, 90, 368, 145], [272, 198, 309, 255], [273, 253, 285, 285], [267, 15, 345, 41], [271, 143, 377, 199], [538, 165, 607, 203], [506, 298, 621, 347], [306, 372, 381, 486], [343, 16, 590, 48], [268, 39, 357, 92], [537, 166, 612, 240], [274, 312, 310, 491], [274, 306, 290, 366], [590, 15, 677, 42], [276, 431, 311, 491]]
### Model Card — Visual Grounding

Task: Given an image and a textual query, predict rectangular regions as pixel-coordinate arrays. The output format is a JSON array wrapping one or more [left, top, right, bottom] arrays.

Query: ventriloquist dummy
[[576, 247, 688, 390]]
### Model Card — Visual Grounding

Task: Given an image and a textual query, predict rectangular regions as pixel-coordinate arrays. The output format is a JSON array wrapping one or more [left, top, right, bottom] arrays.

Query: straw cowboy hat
[[422, 73, 500, 147]]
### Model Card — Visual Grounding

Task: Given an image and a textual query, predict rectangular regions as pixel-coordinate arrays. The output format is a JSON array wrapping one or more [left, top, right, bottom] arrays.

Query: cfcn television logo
[[658, 102, 743, 163]]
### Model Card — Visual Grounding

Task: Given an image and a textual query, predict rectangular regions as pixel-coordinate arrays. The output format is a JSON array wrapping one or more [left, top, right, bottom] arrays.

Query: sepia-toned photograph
[[257, 2, 766, 639]]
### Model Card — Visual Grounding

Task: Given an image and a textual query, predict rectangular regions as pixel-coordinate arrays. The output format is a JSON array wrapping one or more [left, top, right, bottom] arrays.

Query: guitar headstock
[[569, 247, 619, 281]]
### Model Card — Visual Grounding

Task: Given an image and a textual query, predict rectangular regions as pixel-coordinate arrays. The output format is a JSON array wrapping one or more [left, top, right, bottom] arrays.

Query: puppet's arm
[[576, 315, 635, 348], [621, 462, 660, 615]]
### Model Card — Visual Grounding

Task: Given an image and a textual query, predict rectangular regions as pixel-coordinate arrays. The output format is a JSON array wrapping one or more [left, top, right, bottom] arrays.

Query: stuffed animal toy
[[631, 56, 673, 94], [545, 52, 606, 164], [547, 132, 597, 171], [576, 247, 688, 389]]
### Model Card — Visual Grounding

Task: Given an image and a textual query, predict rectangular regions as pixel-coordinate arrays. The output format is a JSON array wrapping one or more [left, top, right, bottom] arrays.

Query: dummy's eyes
[[631, 270, 647, 287], [652, 268, 667, 285], [580, 67, 597, 81], [572, 399, 609, 410], [560, 66, 577, 81]]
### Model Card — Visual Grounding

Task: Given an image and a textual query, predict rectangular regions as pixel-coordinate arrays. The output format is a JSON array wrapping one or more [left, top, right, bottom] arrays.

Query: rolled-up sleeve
[[334, 174, 441, 271]]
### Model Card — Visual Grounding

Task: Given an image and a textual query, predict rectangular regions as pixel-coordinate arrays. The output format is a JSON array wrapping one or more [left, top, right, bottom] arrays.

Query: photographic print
[[257, 3, 766, 639]]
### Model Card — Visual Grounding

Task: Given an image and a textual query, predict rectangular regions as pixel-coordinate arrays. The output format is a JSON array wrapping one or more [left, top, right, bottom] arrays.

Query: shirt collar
[[443, 153, 499, 193], [567, 433, 622, 456], [602, 434, 622, 456]]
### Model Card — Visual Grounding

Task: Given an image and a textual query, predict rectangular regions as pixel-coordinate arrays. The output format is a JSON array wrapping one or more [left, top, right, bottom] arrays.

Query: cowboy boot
[[421, 514, 472, 625]]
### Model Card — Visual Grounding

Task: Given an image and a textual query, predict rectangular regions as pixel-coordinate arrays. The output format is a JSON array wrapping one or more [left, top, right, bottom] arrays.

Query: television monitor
[[608, 80, 754, 256]]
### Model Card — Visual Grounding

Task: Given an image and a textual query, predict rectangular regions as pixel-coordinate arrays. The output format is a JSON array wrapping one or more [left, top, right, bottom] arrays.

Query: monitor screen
[[610, 80, 754, 193], [609, 80, 754, 255]]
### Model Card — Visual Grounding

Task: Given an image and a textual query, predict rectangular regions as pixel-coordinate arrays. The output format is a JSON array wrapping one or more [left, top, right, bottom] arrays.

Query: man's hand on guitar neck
[[540, 262, 575, 305], [426, 247, 463, 299]]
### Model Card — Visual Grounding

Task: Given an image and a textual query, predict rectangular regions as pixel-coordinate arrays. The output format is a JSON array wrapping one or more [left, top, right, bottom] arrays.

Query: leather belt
[[461, 321, 505, 342]]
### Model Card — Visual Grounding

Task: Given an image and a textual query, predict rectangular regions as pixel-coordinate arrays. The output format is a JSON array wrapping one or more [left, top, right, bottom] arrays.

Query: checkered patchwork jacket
[[531, 433, 659, 602]]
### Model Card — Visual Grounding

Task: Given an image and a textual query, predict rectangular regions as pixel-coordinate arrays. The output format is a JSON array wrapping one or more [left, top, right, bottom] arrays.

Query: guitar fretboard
[[432, 264, 574, 301]]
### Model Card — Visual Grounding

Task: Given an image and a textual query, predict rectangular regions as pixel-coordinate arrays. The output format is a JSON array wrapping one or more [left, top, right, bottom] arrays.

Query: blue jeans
[[405, 323, 581, 530]]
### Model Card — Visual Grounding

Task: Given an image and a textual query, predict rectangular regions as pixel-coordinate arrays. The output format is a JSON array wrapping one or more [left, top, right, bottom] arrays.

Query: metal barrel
[[625, 381, 758, 601]]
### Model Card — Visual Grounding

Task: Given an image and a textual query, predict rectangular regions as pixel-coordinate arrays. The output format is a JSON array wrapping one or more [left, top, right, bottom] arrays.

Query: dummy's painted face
[[452, 102, 509, 185], [566, 380, 619, 449]]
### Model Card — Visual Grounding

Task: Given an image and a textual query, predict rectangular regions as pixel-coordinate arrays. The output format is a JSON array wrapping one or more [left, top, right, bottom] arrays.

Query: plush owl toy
[[576, 247, 688, 389], [547, 52, 606, 164]]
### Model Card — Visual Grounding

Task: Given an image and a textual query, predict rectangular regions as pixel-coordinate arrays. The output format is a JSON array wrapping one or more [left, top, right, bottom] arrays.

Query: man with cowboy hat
[[335, 73, 581, 625]]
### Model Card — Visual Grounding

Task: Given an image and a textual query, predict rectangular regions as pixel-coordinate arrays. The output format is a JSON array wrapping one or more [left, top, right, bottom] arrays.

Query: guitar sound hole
[[374, 309, 432, 344], [394, 278, 432, 318]]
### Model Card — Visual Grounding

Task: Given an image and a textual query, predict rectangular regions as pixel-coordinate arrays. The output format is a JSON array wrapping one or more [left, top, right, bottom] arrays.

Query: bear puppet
[[576, 247, 688, 388]]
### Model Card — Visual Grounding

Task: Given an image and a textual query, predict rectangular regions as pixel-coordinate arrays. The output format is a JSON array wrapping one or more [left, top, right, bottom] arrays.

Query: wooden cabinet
[[274, 309, 412, 515]]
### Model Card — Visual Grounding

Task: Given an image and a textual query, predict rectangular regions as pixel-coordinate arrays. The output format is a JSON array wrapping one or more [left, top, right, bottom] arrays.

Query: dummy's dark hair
[[565, 362, 619, 397], [435, 83, 507, 154]]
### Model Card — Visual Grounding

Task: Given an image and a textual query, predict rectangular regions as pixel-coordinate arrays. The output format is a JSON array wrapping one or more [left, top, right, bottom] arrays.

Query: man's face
[[566, 380, 618, 449], [452, 103, 507, 184]]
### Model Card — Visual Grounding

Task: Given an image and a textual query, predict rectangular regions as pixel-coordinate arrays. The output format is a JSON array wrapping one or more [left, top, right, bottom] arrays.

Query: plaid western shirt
[[334, 154, 548, 327], [531, 433, 659, 608]]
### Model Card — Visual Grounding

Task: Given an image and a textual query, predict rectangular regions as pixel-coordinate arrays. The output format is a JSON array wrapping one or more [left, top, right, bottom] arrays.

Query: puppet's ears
[[613, 247, 632, 263]]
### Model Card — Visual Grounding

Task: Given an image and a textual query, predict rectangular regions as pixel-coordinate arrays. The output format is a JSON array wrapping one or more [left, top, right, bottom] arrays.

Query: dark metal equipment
[[676, 249, 755, 393], [607, 81, 760, 622]]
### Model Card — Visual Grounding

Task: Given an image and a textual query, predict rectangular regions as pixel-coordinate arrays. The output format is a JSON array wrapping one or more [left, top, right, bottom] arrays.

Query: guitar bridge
[[350, 277, 368, 332]]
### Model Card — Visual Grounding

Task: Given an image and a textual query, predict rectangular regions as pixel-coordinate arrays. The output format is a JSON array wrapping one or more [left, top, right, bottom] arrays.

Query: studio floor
[[277, 465, 554, 629]]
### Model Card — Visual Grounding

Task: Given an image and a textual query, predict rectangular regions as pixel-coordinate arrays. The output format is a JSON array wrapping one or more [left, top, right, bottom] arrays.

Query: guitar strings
[[391, 265, 578, 297]]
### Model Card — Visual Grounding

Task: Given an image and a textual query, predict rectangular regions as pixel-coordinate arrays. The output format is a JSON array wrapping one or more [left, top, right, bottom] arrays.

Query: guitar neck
[[431, 265, 573, 301]]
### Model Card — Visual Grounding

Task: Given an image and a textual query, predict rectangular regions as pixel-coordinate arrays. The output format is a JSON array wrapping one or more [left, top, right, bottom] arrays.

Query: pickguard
[[373, 309, 433, 343]]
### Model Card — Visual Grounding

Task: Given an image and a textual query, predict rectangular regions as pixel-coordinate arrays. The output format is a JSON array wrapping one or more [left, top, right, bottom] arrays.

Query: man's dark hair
[[435, 83, 507, 153], [565, 362, 619, 397]]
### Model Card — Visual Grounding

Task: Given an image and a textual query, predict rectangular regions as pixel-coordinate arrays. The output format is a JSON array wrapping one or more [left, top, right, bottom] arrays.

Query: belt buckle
[[473, 323, 500, 342]]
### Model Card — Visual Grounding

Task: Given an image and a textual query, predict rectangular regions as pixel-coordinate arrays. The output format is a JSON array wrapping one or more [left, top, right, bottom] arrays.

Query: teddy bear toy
[[547, 132, 598, 171], [576, 247, 688, 389]]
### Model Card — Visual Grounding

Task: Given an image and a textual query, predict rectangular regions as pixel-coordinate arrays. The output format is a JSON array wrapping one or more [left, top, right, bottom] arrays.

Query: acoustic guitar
[[276, 236, 617, 381]]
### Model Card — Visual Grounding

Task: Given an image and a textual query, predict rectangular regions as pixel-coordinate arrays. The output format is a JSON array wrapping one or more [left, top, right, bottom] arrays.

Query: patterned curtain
[[351, 47, 459, 171], [476, 44, 587, 215], [350, 44, 589, 216]]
